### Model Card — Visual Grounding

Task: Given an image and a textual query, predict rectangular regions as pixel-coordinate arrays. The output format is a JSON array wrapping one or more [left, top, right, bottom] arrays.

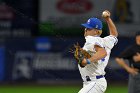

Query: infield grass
[[0, 84, 127, 93]]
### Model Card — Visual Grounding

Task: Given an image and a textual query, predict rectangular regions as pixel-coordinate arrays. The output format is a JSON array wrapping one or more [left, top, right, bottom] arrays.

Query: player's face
[[84, 28, 98, 36], [84, 28, 92, 36], [136, 35, 140, 45]]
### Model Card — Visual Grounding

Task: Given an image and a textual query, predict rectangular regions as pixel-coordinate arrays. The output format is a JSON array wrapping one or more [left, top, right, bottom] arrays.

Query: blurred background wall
[[0, 0, 140, 92]]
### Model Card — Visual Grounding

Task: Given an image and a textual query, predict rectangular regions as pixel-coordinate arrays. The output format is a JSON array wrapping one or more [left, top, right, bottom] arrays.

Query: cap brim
[[81, 23, 93, 29]]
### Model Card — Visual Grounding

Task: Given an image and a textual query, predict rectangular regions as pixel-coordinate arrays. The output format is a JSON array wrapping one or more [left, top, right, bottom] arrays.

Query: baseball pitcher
[[73, 10, 118, 93]]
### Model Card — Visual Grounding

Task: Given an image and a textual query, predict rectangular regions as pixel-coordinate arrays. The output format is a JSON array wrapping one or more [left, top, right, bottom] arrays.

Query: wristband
[[86, 59, 91, 64]]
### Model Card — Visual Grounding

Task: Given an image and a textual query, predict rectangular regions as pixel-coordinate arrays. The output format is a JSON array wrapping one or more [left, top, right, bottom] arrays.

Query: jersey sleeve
[[103, 35, 118, 49]]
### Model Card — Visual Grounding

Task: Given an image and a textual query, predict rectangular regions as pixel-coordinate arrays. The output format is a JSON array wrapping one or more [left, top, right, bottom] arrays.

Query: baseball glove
[[69, 43, 91, 67]]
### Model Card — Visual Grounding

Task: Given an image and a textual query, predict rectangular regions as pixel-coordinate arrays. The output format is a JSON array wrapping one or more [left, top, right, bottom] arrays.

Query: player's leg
[[88, 79, 107, 93], [78, 79, 107, 93], [78, 81, 98, 93]]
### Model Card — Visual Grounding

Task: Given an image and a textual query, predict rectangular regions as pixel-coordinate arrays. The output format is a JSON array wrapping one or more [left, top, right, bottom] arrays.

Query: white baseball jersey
[[78, 35, 118, 82]]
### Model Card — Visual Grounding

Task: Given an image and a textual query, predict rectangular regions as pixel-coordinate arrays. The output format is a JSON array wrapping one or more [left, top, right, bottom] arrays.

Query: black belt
[[96, 75, 104, 79], [86, 75, 104, 81]]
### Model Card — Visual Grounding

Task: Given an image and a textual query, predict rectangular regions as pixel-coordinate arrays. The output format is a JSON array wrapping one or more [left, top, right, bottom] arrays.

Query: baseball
[[102, 11, 109, 18]]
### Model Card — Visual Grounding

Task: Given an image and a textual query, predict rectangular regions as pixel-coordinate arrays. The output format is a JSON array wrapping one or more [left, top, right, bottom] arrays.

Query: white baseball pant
[[78, 78, 107, 93]]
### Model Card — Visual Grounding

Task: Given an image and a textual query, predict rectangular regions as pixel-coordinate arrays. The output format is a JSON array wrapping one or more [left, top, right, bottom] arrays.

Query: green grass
[[106, 85, 128, 93], [0, 84, 127, 93], [0, 85, 80, 93]]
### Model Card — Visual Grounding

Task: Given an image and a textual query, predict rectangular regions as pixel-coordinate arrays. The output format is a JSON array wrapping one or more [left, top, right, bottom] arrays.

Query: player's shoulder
[[90, 36, 102, 40], [103, 35, 118, 40], [91, 36, 102, 42], [86, 36, 101, 41], [85, 36, 103, 45], [103, 35, 118, 45]]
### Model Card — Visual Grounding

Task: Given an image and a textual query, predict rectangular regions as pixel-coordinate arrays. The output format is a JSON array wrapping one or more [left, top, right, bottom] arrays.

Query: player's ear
[[94, 29, 98, 34], [98, 30, 102, 35], [95, 30, 102, 36]]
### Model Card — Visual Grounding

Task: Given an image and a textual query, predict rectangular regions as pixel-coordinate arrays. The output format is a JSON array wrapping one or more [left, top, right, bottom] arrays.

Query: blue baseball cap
[[81, 18, 103, 30]]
